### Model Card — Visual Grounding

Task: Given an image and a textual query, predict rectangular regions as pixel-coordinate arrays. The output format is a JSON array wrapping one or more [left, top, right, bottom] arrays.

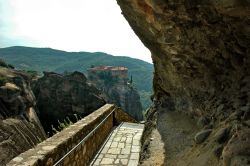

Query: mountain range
[[0, 46, 153, 110]]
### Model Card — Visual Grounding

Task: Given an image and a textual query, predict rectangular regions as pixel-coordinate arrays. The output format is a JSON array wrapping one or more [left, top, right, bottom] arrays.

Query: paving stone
[[125, 146, 132, 151], [131, 146, 140, 153], [128, 159, 138, 166], [93, 158, 101, 165], [101, 147, 109, 154], [106, 142, 112, 147], [120, 137, 126, 142], [133, 140, 140, 146], [114, 137, 121, 142], [101, 158, 114, 164], [121, 159, 128, 165], [111, 142, 118, 148], [121, 148, 130, 155], [126, 138, 132, 143], [108, 148, 121, 155], [105, 154, 117, 159], [118, 143, 125, 148], [114, 159, 120, 164], [118, 154, 129, 159], [90, 122, 144, 166], [97, 154, 103, 159], [133, 136, 141, 140], [130, 153, 140, 160]]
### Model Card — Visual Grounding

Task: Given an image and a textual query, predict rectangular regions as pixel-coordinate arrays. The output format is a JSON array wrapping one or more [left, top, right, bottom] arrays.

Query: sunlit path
[[90, 122, 144, 166]]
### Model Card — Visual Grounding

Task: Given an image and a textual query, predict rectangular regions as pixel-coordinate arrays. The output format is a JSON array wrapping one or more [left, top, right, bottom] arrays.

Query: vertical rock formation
[[32, 71, 106, 134], [0, 66, 46, 165], [117, 0, 250, 165], [88, 66, 143, 120]]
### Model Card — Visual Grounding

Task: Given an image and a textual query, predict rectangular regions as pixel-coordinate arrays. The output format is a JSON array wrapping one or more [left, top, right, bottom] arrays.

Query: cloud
[[0, 0, 152, 63]]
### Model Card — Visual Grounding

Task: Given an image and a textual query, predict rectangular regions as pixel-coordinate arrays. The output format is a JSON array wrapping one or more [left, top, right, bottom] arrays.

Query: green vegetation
[[0, 58, 14, 68], [51, 114, 82, 135], [51, 117, 73, 134], [0, 46, 153, 110], [0, 59, 8, 68], [25, 70, 39, 78], [0, 77, 7, 86]]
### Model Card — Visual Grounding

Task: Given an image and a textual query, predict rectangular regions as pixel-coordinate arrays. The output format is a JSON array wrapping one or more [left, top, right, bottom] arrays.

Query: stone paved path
[[90, 122, 144, 166]]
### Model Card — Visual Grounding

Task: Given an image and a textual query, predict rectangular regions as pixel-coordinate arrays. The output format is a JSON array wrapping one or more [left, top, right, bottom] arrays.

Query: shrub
[[0, 59, 8, 68], [0, 77, 7, 86], [26, 70, 39, 78], [51, 114, 82, 135]]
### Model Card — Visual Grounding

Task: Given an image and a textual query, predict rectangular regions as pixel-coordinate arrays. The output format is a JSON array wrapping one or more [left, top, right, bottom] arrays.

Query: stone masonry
[[7, 104, 141, 166], [90, 122, 144, 166]]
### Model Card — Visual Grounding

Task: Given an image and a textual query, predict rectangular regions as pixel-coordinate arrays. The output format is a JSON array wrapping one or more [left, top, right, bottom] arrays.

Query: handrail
[[89, 122, 123, 166], [53, 108, 116, 166]]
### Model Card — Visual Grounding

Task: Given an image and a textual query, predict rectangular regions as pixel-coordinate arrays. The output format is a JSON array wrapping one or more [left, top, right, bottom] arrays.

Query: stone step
[[90, 122, 144, 166]]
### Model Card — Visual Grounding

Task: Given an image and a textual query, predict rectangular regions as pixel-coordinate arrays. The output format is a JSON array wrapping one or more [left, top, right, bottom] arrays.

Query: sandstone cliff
[[32, 71, 106, 135], [0, 65, 46, 165], [88, 66, 143, 121], [117, 1, 250, 165]]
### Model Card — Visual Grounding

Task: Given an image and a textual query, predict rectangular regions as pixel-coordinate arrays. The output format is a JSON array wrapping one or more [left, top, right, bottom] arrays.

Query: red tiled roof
[[89, 66, 128, 71]]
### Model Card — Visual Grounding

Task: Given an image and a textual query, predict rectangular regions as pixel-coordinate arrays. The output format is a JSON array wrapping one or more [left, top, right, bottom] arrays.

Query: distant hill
[[0, 46, 153, 110]]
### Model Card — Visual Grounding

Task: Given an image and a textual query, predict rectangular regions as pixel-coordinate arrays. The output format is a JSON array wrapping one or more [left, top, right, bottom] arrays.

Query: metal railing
[[89, 122, 123, 166], [53, 108, 116, 166]]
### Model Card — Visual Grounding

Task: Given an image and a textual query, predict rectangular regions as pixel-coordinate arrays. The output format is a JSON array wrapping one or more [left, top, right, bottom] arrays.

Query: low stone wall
[[7, 104, 136, 166], [114, 107, 137, 125]]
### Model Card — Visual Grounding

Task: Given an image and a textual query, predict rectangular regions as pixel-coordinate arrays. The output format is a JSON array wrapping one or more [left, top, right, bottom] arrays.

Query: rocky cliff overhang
[[0, 67, 47, 165], [117, 0, 250, 165]]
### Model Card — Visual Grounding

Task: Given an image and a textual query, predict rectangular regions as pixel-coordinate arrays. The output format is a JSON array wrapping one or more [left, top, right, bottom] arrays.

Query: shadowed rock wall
[[0, 67, 47, 165], [116, 0, 250, 165], [32, 71, 106, 135]]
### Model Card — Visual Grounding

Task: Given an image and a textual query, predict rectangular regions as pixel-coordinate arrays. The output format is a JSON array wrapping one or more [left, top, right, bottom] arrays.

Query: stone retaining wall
[[114, 108, 137, 125], [7, 104, 136, 166]]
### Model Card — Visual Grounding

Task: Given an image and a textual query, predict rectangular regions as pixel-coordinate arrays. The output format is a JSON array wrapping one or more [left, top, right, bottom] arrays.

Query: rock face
[[195, 129, 212, 144], [88, 66, 143, 120], [222, 129, 250, 166], [32, 71, 106, 134], [117, 0, 250, 165], [0, 66, 46, 165]]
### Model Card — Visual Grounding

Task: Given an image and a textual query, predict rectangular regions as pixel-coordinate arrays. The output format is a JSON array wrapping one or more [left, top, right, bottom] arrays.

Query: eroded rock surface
[[88, 67, 143, 120], [222, 129, 250, 166], [195, 129, 212, 144], [117, 0, 250, 165], [0, 67, 46, 165], [32, 71, 106, 134]]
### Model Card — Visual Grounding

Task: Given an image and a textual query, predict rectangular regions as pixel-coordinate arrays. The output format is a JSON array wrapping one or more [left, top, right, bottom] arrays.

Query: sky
[[0, 0, 152, 63]]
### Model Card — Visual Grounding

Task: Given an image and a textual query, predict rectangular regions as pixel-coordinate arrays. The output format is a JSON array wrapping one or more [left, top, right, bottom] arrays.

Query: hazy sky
[[0, 0, 152, 63]]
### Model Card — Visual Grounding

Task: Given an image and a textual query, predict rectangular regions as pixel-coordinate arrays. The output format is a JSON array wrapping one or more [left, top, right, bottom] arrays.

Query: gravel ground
[[140, 109, 199, 166]]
